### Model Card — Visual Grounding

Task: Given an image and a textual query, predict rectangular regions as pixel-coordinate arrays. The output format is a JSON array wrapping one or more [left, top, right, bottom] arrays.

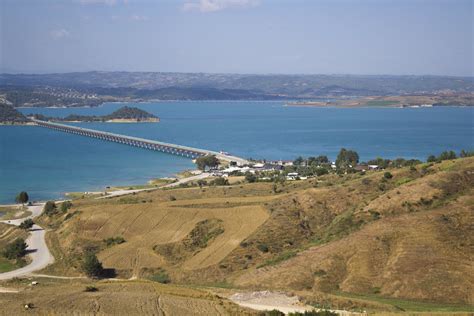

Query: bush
[[211, 177, 229, 186], [149, 270, 170, 284], [84, 286, 98, 292], [260, 310, 285, 316], [60, 201, 73, 213], [82, 252, 103, 278], [104, 236, 126, 247], [383, 172, 393, 179], [169, 195, 176, 201], [19, 219, 34, 230], [257, 244, 269, 253], [43, 201, 57, 216], [245, 172, 257, 183], [3, 238, 28, 260], [314, 167, 329, 176]]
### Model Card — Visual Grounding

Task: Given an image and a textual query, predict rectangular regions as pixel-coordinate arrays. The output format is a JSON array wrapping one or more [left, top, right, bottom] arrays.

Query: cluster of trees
[[293, 155, 329, 167], [19, 219, 34, 230], [195, 155, 219, 171], [427, 150, 473, 163], [335, 148, 359, 170], [2, 238, 28, 260], [42, 200, 72, 216]]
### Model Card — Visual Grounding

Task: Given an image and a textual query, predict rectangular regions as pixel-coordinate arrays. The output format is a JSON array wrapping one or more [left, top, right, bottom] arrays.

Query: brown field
[[29, 157, 474, 313], [0, 278, 254, 315]]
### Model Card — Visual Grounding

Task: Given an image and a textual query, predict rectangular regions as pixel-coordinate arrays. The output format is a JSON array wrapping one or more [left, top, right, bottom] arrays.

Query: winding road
[[0, 173, 210, 280], [0, 204, 54, 280]]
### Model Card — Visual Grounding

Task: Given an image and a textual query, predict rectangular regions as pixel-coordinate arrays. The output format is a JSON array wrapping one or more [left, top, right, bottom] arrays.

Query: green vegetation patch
[[148, 269, 171, 284], [0, 257, 18, 273]]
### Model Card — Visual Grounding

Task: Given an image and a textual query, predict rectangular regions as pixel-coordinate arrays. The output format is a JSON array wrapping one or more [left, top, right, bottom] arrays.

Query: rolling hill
[[28, 157, 474, 313]]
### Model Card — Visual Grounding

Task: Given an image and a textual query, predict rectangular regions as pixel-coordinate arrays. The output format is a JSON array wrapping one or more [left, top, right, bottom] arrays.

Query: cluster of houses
[[207, 158, 382, 181]]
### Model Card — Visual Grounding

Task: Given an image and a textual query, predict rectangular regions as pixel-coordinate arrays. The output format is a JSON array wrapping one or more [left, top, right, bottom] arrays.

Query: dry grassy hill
[[36, 157, 474, 313]]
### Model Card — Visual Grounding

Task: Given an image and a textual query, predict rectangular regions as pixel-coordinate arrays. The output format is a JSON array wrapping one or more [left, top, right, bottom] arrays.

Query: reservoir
[[1, 101, 472, 203]]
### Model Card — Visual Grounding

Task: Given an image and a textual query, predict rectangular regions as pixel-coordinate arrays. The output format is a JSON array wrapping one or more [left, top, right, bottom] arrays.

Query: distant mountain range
[[0, 72, 472, 107]]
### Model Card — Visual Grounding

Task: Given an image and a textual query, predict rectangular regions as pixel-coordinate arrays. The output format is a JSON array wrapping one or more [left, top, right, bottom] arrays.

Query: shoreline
[[0, 168, 204, 206]]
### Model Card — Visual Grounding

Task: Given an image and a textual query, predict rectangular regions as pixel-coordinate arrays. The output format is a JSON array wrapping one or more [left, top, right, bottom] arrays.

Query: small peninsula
[[0, 104, 31, 125], [31, 106, 160, 123]]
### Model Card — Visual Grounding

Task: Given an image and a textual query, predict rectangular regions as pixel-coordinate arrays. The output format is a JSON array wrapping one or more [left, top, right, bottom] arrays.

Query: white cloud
[[182, 0, 260, 13], [50, 29, 70, 40]]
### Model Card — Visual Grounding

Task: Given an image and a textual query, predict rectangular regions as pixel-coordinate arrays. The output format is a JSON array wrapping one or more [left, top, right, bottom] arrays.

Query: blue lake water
[[1, 101, 472, 203]]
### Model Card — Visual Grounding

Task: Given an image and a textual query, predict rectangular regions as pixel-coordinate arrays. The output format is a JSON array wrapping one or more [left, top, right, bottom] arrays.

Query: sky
[[1, 0, 473, 76]]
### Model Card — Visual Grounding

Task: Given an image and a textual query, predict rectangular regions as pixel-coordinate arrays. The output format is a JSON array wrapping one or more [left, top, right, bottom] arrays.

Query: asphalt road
[[0, 204, 54, 280]]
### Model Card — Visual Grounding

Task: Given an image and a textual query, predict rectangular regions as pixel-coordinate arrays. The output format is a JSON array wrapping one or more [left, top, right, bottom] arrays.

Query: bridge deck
[[31, 119, 248, 165]]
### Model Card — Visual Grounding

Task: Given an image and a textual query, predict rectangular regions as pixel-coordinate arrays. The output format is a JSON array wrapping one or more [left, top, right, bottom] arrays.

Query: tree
[[245, 172, 257, 183], [315, 155, 329, 165], [314, 167, 329, 176], [82, 252, 103, 278], [293, 156, 304, 166], [15, 191, 29, 205], [3, 238, 28, 260], [335, 148, 359, 170], [43, 201, 57, 216], [196, 179, 207, 188], [438, 150, 456, 161], [427, 155, 437, 163], [460, 149, 474, 158], [19, 219, 34, 230], [195, 155, 219, 171], [368, 157, 391, 169]]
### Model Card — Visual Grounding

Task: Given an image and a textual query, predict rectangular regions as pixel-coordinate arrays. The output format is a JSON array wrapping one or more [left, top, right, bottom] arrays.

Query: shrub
[[245, 172, 257, 183], [169, 195, 176, 201], [103, 236, 126, 247], [257, 244, 269, 253], [84, 286, 98, 292], [149, 270, 170, 284], [3, 238, 27, 260], [211, 177, 229, 186], [383, 172, 393, 179], [19, 219, 34, 230], [260, 310, 285, 316], [82, 252, 103, 278], [60, 201, 73, 213], [43, 201, 57, 216]]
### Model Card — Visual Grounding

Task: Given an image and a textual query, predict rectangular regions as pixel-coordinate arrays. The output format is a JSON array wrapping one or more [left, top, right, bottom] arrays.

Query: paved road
[[161, 172, 210, 188], [0, 204, 55, 281], [98, 172, 211, 199]]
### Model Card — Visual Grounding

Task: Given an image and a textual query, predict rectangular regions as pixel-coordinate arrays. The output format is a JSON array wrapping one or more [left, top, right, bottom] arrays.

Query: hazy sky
[[1, 0, 473, 75]]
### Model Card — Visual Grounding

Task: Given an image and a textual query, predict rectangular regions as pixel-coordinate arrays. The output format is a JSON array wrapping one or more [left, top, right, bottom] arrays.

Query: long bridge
[[31, 119, 248, 165]]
